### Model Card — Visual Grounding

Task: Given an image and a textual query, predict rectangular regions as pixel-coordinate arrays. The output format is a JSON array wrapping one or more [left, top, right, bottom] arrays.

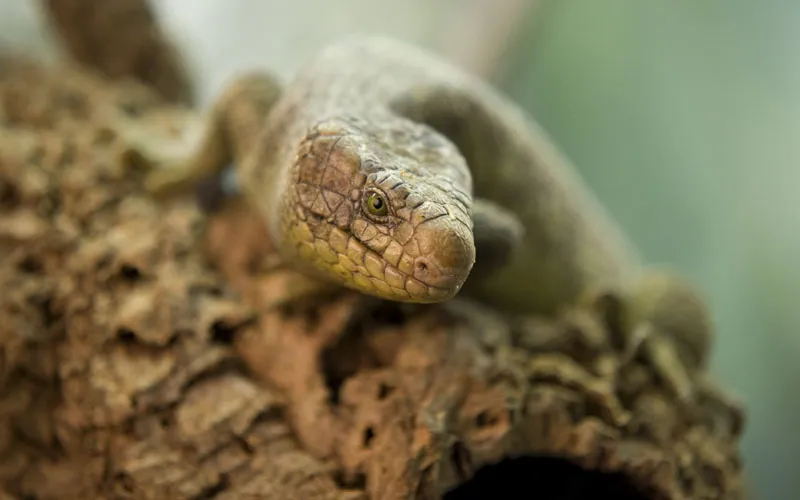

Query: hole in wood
[[443, 455, 650, 500]]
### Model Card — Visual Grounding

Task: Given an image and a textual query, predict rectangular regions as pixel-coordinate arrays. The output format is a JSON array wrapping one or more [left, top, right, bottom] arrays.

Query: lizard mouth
[[344, 230, 474, 303]]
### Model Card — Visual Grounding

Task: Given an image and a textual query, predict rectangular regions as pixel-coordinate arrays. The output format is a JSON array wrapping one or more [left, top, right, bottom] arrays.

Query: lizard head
[[282, 118, 476, 303]]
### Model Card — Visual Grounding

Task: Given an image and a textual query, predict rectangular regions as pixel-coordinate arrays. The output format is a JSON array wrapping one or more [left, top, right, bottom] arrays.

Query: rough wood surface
[[0, 55, 748, 500]]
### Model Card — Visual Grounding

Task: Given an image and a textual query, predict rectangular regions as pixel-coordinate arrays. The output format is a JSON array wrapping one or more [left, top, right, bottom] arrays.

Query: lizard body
[[121, 35, 712, 400]]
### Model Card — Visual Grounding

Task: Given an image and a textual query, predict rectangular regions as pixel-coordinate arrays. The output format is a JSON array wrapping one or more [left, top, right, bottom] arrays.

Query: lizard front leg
[[116, 72, 282, 200]]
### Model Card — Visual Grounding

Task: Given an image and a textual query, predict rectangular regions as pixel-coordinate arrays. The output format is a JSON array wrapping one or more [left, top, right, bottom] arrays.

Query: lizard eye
[[365, 190, 389, 217]]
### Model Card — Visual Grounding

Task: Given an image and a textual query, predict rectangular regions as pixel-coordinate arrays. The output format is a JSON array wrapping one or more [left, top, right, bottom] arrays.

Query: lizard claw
[[622, 322, 695, 404]]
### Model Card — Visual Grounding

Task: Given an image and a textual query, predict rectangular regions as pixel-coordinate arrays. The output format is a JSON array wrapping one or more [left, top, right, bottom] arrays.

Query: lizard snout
[[411, 220, 475, 297]]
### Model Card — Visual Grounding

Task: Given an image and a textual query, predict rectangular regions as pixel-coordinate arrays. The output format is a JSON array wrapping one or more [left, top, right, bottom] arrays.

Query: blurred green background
[[2, 0, 797, 497]]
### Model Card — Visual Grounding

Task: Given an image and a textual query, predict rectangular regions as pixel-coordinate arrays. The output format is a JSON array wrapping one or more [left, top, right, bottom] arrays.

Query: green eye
[[365, 191, 389, 216]]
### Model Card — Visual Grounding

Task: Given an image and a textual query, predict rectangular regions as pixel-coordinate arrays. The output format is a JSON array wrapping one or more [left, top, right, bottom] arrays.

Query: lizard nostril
[[415, 259, 433, 281]]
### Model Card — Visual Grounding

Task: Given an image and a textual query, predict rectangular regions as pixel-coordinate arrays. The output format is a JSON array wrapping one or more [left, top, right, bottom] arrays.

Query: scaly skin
[[119, 36, 713, 401]]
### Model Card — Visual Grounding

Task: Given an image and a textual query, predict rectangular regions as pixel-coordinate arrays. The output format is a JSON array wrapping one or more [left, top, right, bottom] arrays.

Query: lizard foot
[[629, 270, 712, 403], [113, 108, 225, 198], [122, 125, 209, 196], [582, 270, 712, 404], [625, 322, 696, 403]]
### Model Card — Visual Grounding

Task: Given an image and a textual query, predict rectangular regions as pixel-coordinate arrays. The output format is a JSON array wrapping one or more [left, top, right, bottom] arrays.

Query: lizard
[[115, 35, 712, 402]]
